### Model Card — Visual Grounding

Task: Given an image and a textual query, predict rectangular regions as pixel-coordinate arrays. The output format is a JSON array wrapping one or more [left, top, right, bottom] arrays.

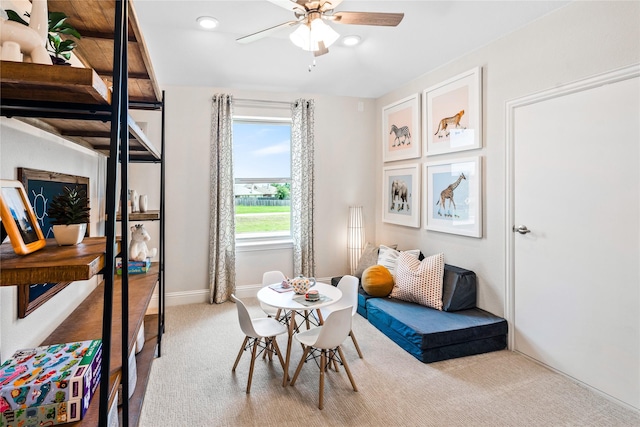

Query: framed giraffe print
[[382, 94, 421, 162], [424, 157, 482, 237], [423, 67, 482, 156], [382, 163, 420, 228]]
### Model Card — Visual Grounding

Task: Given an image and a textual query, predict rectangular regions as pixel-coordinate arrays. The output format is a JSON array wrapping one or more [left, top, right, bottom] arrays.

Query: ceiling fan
[[237, 0, 404, 56]]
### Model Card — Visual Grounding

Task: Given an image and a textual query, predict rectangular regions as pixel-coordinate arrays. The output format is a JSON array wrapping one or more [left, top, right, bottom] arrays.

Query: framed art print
[[0, 179, 46, 255], [424, 157, 482, 237], [423, 67, 482, 156], [382, 94, 421, 162], [383, 164, 420, 228], [16, 168, 90, 318]]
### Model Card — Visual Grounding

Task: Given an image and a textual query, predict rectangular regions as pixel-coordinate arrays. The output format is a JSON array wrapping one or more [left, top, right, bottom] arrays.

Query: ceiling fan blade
[[266, 0, 306, 12], [236, 20, 300, 44], [331, 11, 404, 26]]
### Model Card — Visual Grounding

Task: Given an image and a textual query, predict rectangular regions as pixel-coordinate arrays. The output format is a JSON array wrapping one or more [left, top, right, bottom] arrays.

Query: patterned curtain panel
[[291, 99, 316, 277], [209, 94, 236, 304]]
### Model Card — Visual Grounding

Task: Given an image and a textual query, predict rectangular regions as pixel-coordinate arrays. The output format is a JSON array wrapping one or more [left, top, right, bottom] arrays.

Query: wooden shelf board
[[41, 265, 159, 427], [0, 61, 111, 105], [48, 0, 162, 105], [116, 210, 160, 221], [0, 237, 109, 286]]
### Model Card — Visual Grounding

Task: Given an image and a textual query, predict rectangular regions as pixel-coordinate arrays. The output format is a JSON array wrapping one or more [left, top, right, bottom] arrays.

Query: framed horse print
[[423, 67, 482, 156], [382, 164, 420, 228], [424, 157, 482, 237], [382, 94, 421, 162]]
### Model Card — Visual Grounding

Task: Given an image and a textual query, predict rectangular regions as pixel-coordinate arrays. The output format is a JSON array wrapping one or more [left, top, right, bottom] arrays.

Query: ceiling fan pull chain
[[308, 56, 316, 73]]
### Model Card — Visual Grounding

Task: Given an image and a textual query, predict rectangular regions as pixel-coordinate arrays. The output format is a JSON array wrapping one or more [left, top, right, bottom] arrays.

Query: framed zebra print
[[382, 94, 421, 162], [424, 157, 482, 238], [423, 67, 482, 156]]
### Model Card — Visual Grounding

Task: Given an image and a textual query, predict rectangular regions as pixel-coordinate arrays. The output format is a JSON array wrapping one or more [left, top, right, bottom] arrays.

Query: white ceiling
[[133, 0, 570, 99]]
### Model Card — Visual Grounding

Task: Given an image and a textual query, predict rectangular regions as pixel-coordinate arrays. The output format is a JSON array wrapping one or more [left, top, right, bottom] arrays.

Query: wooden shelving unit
[[41, 266, 159, 426], [0, 1, 165, 425]]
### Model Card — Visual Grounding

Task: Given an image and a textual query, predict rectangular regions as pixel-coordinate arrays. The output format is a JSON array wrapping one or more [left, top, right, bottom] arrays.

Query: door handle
[[513, 225, 531, 234]]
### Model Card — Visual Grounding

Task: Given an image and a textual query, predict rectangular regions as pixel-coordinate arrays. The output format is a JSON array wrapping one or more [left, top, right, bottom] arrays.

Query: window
[[233, 117, 291, 241]]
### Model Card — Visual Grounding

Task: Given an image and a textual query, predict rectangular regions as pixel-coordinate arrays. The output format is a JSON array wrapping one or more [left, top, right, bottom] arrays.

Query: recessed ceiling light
[[197, 16, 219, 30], [342, 35, 361, 47]]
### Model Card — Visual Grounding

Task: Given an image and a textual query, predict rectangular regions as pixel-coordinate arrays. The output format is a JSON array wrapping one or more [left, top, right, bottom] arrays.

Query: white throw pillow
[[377, 245, 420, 278], [391, 252, 445, 310]]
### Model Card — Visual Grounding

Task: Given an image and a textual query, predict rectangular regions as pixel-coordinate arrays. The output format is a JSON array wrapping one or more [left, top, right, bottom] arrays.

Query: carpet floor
[[138, 299, 639, 426]]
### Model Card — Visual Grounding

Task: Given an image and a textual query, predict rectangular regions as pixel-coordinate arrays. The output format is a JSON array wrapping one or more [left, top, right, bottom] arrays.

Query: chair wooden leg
[[319, 350, 326, 409], [246, 338, 259, 393], [350, 330, 364, 358], [304, 310, 311, 330], [262, 337, 269, 360], [232, 336, 249, 372], [337, 346, 358, 392], [271, 337, 286, 371], [290, 346, 310, 386]]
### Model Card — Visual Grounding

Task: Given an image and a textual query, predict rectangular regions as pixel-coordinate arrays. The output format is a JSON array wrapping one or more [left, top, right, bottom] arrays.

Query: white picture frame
[[382, 94, 421, 162], [423, 67, 482, 156], [424, 157, 482, 238], [382, 163, 420, 228]]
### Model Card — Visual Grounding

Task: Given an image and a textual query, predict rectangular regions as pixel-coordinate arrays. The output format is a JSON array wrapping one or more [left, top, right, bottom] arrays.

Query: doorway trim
[[504, 64, 640, 349]]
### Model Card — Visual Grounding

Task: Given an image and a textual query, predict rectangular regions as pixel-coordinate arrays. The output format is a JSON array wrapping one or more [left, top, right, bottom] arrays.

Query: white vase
[[0, 0, 52, 65], [139, 195, 148, 213], [53, 224, 87, 246]]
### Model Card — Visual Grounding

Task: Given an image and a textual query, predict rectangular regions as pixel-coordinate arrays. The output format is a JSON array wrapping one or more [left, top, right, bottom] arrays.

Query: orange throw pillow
[[361, 265, 394, 297]]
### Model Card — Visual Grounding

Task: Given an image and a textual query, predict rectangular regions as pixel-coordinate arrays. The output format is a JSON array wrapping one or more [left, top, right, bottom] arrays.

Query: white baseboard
[[148, 289, 209, 311]]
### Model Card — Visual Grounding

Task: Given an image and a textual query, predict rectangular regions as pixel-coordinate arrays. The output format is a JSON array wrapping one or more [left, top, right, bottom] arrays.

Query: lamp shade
[[348, 206, 365, 275], [290, 18, 339, 52]]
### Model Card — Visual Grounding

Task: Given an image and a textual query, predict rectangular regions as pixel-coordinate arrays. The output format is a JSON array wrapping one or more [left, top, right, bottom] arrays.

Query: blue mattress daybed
[[333, 264, 508, 363]]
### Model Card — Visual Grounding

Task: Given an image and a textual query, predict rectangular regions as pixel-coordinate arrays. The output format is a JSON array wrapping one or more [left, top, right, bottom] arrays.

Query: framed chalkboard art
[[16, 168, 90, 318]]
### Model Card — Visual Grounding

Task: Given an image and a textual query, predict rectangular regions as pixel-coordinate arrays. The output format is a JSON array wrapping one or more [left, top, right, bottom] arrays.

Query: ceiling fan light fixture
[[311, 18, 339, 48], [342, 35, 361, 47], [197, 16, 219, 30], [290, 18, 339, 52]]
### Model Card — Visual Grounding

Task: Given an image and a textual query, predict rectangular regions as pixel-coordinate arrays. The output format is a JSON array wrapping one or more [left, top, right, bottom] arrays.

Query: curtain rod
[[234, 98, 292, 106]]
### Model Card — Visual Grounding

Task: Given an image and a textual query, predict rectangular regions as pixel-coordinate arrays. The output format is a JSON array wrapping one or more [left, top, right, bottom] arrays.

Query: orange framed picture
[[0, 180, 46, 255]]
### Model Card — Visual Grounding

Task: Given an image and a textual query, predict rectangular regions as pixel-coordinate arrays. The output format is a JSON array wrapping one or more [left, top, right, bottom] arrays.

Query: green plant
[[47, 186, 90, 225], [6, 9, 81, 61], [274, 183, 290, 200]]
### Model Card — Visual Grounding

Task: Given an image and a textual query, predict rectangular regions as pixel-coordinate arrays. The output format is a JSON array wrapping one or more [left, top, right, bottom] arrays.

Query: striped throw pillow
[[377, 245, 420, 278]]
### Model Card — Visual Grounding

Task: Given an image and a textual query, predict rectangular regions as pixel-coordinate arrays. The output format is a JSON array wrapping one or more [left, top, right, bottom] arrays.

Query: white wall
[[375, 1, 640, 317], [155, 86, 376, 304], [0, 118, 107, 360]]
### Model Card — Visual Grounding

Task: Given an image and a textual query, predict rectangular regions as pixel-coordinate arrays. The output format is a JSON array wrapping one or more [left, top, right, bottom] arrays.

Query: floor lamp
[[348, 206, 365, 275]]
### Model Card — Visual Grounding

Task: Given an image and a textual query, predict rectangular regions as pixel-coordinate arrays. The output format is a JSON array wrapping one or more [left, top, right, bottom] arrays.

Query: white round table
[[257, 282, 342, 386]]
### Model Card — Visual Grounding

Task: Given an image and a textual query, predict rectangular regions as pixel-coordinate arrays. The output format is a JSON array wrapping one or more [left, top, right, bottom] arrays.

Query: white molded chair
[[260, 271, 287, 320], [231, 294, 287, 393], [290, 305, 358, 409], [319, 275, 363, 358]]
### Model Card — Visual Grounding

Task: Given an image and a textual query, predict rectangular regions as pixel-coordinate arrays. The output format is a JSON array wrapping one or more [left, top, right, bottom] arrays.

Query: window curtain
[[209, 94, 236, 304], [291, 99, 315, 277]]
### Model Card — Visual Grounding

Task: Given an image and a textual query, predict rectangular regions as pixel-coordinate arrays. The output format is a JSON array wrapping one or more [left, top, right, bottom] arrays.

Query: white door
[[511, 71, 639, 409]]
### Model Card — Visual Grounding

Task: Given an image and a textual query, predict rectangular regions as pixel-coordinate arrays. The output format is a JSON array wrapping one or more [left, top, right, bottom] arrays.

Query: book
[[269, 282, 294, 293], [116, 258, 151, 274]]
